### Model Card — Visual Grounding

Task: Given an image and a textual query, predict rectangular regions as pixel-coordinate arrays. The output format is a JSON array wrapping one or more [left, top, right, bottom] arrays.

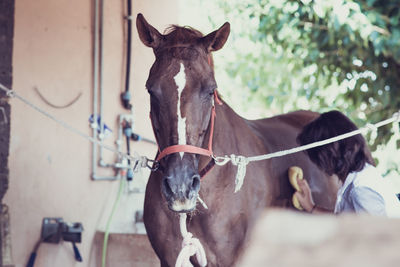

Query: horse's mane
[[157, 25, 205, 61], [163, 25, 204, 44], [164, 25, 203, 39]]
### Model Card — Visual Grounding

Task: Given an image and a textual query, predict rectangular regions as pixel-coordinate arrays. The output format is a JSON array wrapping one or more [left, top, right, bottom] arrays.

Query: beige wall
[[5, 0, 179, 266]]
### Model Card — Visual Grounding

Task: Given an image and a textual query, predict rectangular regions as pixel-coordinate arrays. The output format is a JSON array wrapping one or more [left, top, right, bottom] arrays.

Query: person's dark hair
[[297, 110, 374, 182]]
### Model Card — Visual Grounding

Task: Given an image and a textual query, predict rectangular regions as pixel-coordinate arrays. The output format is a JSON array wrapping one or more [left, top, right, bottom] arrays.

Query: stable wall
[[4, 1, 180, 266]]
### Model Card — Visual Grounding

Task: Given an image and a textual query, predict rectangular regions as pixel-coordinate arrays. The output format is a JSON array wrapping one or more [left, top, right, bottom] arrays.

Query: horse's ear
[[201, 22, 230, 52], [136, 13, 163, 48]]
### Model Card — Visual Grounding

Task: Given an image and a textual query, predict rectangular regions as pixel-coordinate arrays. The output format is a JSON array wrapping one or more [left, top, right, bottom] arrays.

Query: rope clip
[[0, 83, 15, 98], [146, 158, 160, 172], [212, 155, 231, 166], [6, 90, 15, 98]]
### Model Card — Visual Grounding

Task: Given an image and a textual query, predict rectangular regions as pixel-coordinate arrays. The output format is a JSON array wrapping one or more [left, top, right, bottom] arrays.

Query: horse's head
[[136, 14, 230, 212]]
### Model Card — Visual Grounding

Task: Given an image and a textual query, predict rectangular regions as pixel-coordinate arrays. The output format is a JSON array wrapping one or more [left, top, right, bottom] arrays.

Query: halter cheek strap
[[154, 91, 222, 162]]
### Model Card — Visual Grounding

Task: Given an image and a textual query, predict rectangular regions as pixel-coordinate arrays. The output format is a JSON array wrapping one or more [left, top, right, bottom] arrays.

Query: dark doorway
[[0, 0, 15, 265]]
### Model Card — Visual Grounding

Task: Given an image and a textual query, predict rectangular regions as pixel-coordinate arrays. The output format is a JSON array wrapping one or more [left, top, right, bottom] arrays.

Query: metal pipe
[[125, 0, 132, 94], [120, 0, 133, 110], [91, 0, 100, 180], [99, 0, 105, 141], [91, 0, 118, 181], [96, 0, 121, 179], [91, 0, 153, 180]]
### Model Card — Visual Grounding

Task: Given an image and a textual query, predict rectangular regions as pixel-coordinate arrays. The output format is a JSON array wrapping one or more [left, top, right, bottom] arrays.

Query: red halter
[[155, 91, 222, 162]]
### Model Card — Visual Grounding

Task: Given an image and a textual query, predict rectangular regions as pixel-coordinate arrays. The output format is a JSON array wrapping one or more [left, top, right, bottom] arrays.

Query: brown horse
[[136, 14, 338, 267]]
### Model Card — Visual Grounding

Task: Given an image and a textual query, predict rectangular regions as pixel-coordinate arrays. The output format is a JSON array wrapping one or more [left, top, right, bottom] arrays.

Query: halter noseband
[[155, 90, 222, 163]]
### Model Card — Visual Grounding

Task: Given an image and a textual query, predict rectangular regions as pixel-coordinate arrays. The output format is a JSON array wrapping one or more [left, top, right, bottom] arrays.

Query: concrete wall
[[4, 1, 180, 266]]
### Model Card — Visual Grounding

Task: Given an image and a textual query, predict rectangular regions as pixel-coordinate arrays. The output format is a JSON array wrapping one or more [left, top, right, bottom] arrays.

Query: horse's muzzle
[[162, 173, 201, 212]]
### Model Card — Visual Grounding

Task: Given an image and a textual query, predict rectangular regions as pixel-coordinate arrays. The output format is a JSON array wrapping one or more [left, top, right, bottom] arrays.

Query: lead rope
[[0, 83, 159, 171], [214, 110, 400, 193], [215, 154, 249, 193], [175, 213, 207, 267]]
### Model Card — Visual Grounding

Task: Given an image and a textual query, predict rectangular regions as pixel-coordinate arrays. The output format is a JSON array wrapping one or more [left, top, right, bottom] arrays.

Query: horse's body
[[144, 106, 337, 266], [136, 14, 337, 266]]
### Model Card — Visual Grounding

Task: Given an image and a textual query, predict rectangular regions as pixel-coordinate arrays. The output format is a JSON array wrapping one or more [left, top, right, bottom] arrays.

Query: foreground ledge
[[238, 209, 400, 267]]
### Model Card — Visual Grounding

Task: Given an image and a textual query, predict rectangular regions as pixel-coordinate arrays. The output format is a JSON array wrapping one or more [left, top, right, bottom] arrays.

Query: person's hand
[[294, 178, 315, 213]]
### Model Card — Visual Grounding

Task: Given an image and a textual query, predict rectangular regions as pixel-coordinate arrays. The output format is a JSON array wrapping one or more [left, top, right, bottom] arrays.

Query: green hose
[[102, 178, 126, 267]]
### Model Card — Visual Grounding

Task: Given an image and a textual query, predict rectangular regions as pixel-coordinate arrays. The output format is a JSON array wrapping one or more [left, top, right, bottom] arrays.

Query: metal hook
[[5, 89, 15, 98], [212, 155, 231, 166], [146, 158, 160, 172]]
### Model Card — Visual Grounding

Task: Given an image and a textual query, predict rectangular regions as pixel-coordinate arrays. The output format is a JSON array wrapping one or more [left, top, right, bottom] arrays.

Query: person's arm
[[294, 178, 331, 214]]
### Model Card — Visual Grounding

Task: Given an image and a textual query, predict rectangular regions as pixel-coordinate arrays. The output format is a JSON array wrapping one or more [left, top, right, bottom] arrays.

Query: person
[[295, 110, 400, 217]]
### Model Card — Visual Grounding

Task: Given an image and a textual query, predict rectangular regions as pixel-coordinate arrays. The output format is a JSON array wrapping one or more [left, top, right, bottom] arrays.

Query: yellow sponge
[[288, 166, 304, 210]]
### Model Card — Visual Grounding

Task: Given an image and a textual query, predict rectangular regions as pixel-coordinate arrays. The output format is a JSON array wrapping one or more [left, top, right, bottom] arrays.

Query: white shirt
[[334, 163, 400, 218]]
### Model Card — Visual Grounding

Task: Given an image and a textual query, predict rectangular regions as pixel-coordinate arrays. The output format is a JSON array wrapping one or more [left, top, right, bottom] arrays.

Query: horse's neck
[[212, 103, 258, 155], [197, 102, 269, 225]]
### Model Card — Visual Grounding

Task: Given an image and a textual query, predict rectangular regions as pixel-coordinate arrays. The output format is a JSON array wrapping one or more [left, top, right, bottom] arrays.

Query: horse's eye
[[206, 87, 216, 96], [202, 83, 216, 98]]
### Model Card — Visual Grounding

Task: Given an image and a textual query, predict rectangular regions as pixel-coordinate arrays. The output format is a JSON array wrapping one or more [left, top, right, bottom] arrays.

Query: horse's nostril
[[191, 174, 200, 191]]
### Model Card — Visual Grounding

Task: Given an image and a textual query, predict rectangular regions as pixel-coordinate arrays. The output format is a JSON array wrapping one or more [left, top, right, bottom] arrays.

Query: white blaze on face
[[174, 63, 187, 158]]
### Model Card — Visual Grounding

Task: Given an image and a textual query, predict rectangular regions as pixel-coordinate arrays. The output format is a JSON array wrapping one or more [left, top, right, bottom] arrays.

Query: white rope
[[214, 110, 400, 192], [175, 213, 207, 267], [0, 83, 151, 169], [229, 155, 249, 193], [3, 82, 399, 191]]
